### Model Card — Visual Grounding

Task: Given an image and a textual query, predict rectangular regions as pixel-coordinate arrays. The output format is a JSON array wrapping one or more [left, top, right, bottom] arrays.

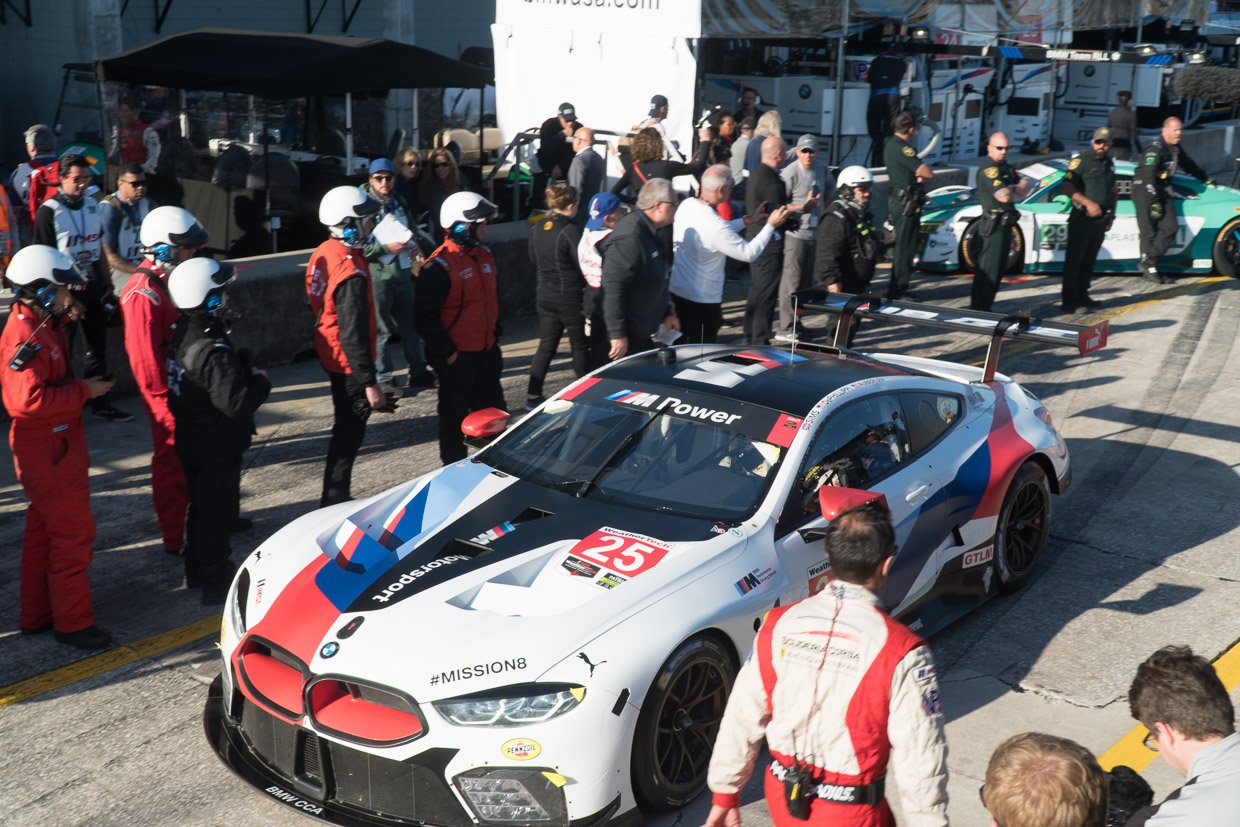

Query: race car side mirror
[[818, 486, 889, 521], [462, 407, 510, 446]]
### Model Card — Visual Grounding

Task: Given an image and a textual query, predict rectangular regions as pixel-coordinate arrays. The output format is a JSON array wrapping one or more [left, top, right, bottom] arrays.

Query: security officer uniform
[[883, 136, 922, 300], [167, 312, 271, 601], [1134, 137, 1209, 283], [1061, 129, 1116, 312], [972, 160, 1021, 311]]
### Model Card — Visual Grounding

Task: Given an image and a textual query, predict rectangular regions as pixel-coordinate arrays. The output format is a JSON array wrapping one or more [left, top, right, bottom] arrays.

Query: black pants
[[867, 95, 900, 166], [322, 371, 372, 507], [971, 220, 1008, 311], [887, 201, 920, 299], [672, 294, 723, 344], [743, 251, 783, 345], [586, 309, 610, 370], [1063, 212, 1105, 307], [1132, 188, 1177, 268], [528, 300, 589, 397], [182, 454, 241, 593], [435, 346, 506, 465], [65, 282, 112, 411]]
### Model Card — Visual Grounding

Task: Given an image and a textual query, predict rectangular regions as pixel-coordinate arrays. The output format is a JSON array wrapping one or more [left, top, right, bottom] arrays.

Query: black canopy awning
[[94, 28, 492, 98]]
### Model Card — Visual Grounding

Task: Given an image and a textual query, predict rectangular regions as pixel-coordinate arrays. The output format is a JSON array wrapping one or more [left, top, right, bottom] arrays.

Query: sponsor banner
[[735, 565, 776, 595], [807, 558, 831, 595], [568, 527, 670, 579]]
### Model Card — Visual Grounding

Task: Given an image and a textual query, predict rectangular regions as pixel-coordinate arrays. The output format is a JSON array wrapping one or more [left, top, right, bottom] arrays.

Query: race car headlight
[[228, 568, 250, 636], [433, 684, 585, 727]]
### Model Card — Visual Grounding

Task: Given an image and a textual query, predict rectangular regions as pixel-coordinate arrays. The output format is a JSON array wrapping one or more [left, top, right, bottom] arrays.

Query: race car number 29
[[570, 527, 670, 577]]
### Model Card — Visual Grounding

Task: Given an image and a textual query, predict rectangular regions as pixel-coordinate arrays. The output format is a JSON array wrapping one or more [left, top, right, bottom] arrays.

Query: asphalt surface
[[2, 261, 1239, 827]]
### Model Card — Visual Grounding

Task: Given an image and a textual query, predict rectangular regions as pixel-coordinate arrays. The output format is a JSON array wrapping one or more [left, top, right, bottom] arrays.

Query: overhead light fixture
[[1137, 44, 1156, 56], [1187, 50, 1207, 64], [910, 26, 931, 43]]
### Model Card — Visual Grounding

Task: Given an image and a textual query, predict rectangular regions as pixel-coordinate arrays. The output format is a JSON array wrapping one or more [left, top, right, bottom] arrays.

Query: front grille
[[237, 697, 470, 826]]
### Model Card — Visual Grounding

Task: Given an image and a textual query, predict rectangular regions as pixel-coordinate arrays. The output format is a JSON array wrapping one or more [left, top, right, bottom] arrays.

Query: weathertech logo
[[372, 555, 469, 603]]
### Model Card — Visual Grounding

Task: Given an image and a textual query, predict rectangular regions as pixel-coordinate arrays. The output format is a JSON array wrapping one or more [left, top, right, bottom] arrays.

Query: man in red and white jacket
[[706, 500, 948, 827]]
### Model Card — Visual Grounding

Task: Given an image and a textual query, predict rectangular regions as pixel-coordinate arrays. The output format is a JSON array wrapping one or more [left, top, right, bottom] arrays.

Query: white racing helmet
[[168, 257, 235, 315], [837, 166, 875, 190], [440, 191, 497, 246], [319, 186, 379, 247], [140, 206, 209, 263], [6, 245, 84, 312]]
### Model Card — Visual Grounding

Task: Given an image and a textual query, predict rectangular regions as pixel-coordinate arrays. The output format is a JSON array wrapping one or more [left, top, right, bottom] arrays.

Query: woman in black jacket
[[526, 183, 588, 409], [611, 126, 712, 201]]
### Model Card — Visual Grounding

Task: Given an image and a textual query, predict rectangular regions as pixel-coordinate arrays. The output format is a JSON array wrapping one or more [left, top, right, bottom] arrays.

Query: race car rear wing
[[791, 290, 1108, 383]]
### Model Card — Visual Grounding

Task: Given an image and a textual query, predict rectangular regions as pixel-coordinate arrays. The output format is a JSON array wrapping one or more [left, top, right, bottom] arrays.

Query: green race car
[[917, 159, 1240, 277]]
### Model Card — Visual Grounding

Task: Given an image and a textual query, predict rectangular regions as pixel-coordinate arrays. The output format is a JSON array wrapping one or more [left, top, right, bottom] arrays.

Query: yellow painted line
[[1099, 635, 1240, 772], [0, 615, 220, 709]]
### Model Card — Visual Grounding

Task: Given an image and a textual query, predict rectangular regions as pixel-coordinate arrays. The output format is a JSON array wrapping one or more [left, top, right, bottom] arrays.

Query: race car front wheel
[[631, 636, 736, 812], [995, 461, 1051, 594], [1211, 217, 1240, 277], [960, 219, 1025, 276]]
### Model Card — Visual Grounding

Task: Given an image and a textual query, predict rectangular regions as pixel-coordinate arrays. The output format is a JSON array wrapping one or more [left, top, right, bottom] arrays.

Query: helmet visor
[[169, 222, 210, 249], [53, 260, 86, 287]]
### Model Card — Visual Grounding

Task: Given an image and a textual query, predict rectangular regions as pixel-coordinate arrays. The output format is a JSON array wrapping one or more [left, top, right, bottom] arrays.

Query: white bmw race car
[[205, 296, 1106, 826]]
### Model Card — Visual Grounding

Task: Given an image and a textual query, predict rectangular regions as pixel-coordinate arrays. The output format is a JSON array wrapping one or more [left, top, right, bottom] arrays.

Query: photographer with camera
[[706, 501, 948, 827], [120, 206, 209, 556], [32, 153, 131, 424], [2, 246, 114, 650], [884, 113, 934, 301]]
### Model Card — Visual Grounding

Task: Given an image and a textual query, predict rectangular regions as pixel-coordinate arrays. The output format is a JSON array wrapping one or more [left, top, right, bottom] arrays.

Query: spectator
[[8, 124, 58, 241], [0, 184, 19, 274], [706, 501, 948, 827], [32, 154, 131, 422], [865, 47, 907, 167], [981, 732, 1108, 827], [703, 110, 734, 169], [567, 127, 605, 226], [535, 102, 581, 208], [730, 116, 756, 182], [718, 112, 738, 146], [419, 148, 467, 245], [360, 158, 435, 397], [414, 192, 507, 464], [167, 259, 271, 605], [1106, 91, 1139, 161], [670, 164, 787, 344], [394, 147, 423, 217], [306, 186, 388, 506], [98, 163, 157, 283], [1125, 645, 1239, 824], [774, 134, 831, 342], [114, 96, 161, 174], [611, 126, 711, 202], [600, 178, 680, 360], [736, 88, 763, 122], [744, 110, 782, 173], [743, 136, 789, 346], [120, 206, 209, 556], [526, 183, 587, 409], [578, 192, 623, 368], [1, 245, 114, 649], [634, 94, 684, 162]]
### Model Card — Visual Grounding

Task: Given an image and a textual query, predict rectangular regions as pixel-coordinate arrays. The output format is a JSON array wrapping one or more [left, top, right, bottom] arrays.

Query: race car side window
[[899, 392, 964, 455], [792, 394, 911, 519]]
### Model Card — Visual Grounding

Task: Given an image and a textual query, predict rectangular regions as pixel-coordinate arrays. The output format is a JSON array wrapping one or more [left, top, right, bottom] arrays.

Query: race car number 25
[[570, 527, 670, 577]]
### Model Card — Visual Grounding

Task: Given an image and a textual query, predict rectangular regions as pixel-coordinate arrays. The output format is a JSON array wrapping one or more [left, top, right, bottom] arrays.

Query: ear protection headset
[[150, 242, 174, 263], [339, 221, 361, 245], [203, 289, 225, 315], [14, 282, 60, 313]]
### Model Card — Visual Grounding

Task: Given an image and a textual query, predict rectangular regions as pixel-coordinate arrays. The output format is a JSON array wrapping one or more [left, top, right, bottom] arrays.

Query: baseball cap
[[586, 192, 622, 231], [739, 115, 757, 131], [1092, 127, 1112, 143], [559, 102, 576, 119], [649, 94, 669, 116], [368, 158, 396, 176], [795, 134, 819, 152]]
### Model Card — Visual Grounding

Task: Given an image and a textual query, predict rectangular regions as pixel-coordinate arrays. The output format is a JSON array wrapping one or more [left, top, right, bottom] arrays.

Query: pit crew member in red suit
[[120, 206, 208, 555], [706, 502, 949, 827], [2, 246, 114, 649]]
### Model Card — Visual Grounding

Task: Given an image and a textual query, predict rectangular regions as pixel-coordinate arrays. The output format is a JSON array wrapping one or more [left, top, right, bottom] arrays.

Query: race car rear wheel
[[960, 219, 1025, 276], [631, 636, 736, 812], [995, 461, 1051, 594], [1211, 216, 1240, 277]]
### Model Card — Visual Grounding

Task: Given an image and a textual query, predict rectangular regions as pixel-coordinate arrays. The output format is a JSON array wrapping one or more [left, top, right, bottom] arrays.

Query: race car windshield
[[483, 399, 785, 521]]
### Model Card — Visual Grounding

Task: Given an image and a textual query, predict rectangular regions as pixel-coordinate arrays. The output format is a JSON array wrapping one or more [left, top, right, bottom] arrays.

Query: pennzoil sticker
[[501, 738, 542, 761]]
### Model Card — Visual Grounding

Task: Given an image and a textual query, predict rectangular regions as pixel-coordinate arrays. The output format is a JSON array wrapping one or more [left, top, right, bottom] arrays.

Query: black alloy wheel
[[631, 636, 736, 811], [1211, 216, 1240, 277], [995, 461, 1051, 594]]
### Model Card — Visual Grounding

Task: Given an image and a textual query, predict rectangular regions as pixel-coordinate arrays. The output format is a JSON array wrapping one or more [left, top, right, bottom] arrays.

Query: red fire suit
[[121, 261, 188, 552], [708, 580, 948, 827], [1, 303, 98, 633]]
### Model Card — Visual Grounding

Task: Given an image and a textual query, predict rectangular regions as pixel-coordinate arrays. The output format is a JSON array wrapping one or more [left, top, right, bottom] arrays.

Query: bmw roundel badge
[[320, 641, 340, 659], [799, 84, 811, 99]]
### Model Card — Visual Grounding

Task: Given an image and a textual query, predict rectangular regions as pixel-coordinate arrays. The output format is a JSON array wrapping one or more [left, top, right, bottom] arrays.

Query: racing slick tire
[[960, 219, 1025, 276], [995, 461, 1051, 594], [631, 636, 736, 812], [1211, 216, 1240, 277]]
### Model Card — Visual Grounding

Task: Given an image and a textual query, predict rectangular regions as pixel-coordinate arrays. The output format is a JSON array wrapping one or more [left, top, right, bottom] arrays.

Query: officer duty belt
[[769, 760, 886, 805]]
